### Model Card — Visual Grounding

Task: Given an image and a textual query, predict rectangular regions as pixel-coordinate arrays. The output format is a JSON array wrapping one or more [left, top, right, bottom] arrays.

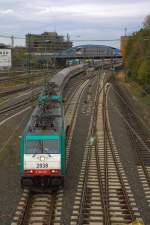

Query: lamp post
[[42, 39, 50, 85], [27, 33, 31, 85]]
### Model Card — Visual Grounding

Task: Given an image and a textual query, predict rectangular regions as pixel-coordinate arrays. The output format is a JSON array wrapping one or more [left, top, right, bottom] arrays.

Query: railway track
[[11, 71, 94, 225], [64, 70, 98, 161], [0, 72, 86, 121], [0, 71, 54, 98], [0, 82, 43, 98], [65, 76, 97, 164], [71, 77, 142, 224], [10, 70, 144, 225], [0, 95, 37, 116], [11, 188, 64, 225], [0, 86, 32, 98], [0, 91, 42, 124], [111, 83, 150, 210], [0, 71, 87, 120], [0, 70, 56, 83]]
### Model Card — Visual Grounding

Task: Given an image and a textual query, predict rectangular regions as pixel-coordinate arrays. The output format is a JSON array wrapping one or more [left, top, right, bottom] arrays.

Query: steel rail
[[104, 85, 136, 222], [0, 83, 42, 97], [15, 191, 57, 225], [11, 69, 91, 225], [76, 73, 108, 225], [0, 94, 39, 116], [112, 83, 150, 188], [102, 81, 111, 225], [76, 74, 137, 225]]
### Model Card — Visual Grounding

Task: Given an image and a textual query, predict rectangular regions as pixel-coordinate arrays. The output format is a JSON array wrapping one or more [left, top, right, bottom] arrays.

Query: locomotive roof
[[25, 104, 62, 136], [49, 64, 84, 88], [23, 65, 84, 138], [26, 96, 63, 134]]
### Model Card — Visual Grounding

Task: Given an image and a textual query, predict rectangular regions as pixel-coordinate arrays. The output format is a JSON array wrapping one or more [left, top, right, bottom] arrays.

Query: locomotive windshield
[[25, 139, 59, 154]]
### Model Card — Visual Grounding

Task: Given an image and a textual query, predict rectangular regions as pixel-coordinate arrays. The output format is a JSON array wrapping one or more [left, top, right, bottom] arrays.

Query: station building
[[61, 45, 121, 59], [0, 44, 11, 69], [26, 32, 72, 53]]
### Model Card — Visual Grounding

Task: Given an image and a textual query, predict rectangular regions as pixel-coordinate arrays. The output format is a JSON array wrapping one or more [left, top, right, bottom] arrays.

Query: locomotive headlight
[[51, 169, 60, 175], [24, 170, 33, 175], [40, 156, 45, 161]]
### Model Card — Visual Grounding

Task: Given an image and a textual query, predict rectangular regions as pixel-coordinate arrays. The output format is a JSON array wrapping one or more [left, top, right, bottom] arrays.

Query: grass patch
[[115, 71, 150, 126], [126, 81, 150, 109]]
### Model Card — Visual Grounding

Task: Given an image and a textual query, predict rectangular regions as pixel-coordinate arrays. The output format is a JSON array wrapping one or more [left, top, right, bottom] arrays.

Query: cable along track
[[71, 77, 142, 225]]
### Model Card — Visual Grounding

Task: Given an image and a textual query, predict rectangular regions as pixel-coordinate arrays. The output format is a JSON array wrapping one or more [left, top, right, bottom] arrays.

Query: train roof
[[22, 64, 84, 137], [25, 103, 62, 136], [49, 64, 84, 89]]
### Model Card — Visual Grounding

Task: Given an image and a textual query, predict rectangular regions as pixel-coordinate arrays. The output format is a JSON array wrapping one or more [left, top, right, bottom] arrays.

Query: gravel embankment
[[108, 82, 150, 225]]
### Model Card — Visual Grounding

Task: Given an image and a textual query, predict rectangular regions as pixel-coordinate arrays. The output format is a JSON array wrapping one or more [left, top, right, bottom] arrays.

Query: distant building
[[0, 44, 11, 69], [26, 32, 72, 53]]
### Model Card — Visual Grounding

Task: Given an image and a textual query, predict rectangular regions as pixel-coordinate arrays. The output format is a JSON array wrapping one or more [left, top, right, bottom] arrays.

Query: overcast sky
[[0, 0, 150, 48]]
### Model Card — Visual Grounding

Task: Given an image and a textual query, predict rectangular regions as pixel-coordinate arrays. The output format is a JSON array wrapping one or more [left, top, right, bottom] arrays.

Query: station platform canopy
[[56, 44, 121, 59]]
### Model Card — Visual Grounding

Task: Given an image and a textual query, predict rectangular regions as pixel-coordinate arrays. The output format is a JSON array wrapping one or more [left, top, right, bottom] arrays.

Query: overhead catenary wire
[[0, 34, 120, 42], [72, 39, 120, 42], [0, 34, 25, 39]]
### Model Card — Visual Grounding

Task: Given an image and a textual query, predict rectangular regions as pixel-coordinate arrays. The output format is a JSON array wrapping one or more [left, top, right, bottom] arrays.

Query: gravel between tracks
[[108, 81, 150, 224]]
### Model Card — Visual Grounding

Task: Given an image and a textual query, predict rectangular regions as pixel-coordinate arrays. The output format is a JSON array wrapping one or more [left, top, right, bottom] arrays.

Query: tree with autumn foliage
[[123, 16, 150, 89]]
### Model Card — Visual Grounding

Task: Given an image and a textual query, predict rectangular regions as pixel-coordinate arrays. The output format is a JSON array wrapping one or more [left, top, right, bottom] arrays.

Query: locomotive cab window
[[25, 139, 60, 154]]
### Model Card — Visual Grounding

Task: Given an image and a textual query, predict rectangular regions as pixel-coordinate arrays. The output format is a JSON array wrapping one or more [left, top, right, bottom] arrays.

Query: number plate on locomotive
[[36, 163, 48, 168]]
